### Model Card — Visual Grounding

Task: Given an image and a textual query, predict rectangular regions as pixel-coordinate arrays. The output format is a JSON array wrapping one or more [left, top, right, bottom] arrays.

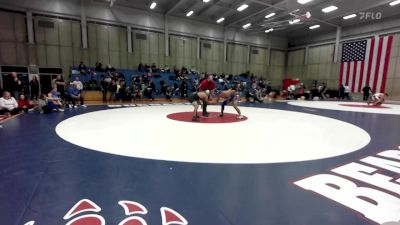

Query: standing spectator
[[78, 62, 87, 74], [0, 91, 19, 116], [29, 75, 40, 101], [108, 80, 117, 102], [344, 84, 351, 100], [101, 75, 111, 102], [338, 84, 345, 100], [198, 74, 215, 117], [52, 75, 65, 99], [362, 84, 372, 101], [4, 72, 22, 99], [17, 94, 33, 112]]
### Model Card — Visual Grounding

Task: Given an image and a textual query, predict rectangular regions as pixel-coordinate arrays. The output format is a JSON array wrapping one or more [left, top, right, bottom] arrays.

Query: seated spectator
[[45, 94, 64, 112], [0, 91, 20, 116], [17, 94, 34, 112], [138, 63, 145, 72], [72, 76, 84, 91], [144, 64, 151, 72], [106, 64, 116, 72], [162, 65, 170, 73], [95, 62, 103, 72], [67, 84, 86, 108], [151, 63, 159, 72], [190, 66, 197, 74], [38, 94, 51, 114], [47, 92, 64, 110], [78, 61, 87, 74]]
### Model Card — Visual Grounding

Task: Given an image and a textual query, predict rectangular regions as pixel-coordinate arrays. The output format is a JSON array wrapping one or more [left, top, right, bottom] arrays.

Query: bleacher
[[70, 66, 253, 100]]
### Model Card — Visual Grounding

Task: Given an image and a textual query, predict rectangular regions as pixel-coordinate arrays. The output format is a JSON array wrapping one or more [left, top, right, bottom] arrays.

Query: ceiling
[[97, 0, 400, 37]]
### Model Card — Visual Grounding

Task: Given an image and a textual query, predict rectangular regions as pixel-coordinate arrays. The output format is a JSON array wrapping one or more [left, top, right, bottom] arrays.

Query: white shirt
[[373, 93, 384, 100], [0, 97, 18, 110], [73, 81, 84, 90]]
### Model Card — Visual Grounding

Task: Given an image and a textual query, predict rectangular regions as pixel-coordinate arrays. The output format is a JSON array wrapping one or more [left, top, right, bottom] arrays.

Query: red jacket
[[18, 99, 31, 108], [199, 79, 215, 92]]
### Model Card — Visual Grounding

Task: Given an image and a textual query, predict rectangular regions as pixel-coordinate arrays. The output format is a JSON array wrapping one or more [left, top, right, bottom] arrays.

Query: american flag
[[340, 35, 393, 93]]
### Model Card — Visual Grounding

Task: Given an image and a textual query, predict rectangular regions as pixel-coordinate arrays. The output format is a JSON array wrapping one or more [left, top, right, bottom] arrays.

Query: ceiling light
[[265, 13, 276, 18], [309, 25, 320, 30], [265, 28, 274, 33], [390, 0, 400, 6], [237, 4, 248, 11], [203, 0, 211, 2], [243, 23, 251, 29], [322, 5, 338, 13], [186, 10, 194, 17], [150, 2, 157, 9], [297, 0, 313, 4], [343, 14, 357, 20], [289, 19, 300, 24], [216, 17, 225, 23]]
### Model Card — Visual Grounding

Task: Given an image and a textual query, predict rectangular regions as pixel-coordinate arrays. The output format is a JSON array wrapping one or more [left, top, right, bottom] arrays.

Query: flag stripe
[[342, 62, 348, 86], [357, 61, 366, 92], [346, 62, 351, 85], [339, 63, 344, 86], [366, 38, 376, 88], [354, 61, 361, 92], [375, 36, 389, 93], [372, 37, 384, 92], [381, 35, 394, 93], [361, 39, 374, 88]]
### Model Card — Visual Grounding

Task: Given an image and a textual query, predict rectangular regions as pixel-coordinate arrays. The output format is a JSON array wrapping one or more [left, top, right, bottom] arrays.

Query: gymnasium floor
[[1, 100, 400, 225]]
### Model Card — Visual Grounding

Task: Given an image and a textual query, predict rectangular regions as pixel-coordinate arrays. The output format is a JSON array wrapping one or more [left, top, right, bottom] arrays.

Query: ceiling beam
[[197, 0, 223, 17], [226, 7, 273, 27], [166, 0, 187, 15], [275, 0, 395, 35]]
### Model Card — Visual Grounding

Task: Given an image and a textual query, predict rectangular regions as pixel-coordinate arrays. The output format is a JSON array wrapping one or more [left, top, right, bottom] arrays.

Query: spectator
[[17, 94, 34, 112], [72, 76, 84, 91], [105, 64, 115, 72], [339, 84, 345, 100], [344, 84, 351, 100], [101, 75, 111, 102], [78, 61, 87, 74], [151, 63, 159, 72], [0, 91, 19, 116], [180, 79, 188, 98], [29, 75, 40, 101], [362, 84, 372, 101], [144, 64, 151, 72], [138, 63, 145, 72], [108, 80, 117, 102], [4, 72, 22, 99], [95, 62, 103, 72], [46, 93, 64, 112], [162, 65, 170, 73], [52, 75, 66, 99], [67, 84, 86, 108]]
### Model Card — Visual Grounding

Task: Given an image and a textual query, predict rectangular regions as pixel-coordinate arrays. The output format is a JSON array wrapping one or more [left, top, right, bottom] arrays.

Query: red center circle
[[167, 112, 248, 123]]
